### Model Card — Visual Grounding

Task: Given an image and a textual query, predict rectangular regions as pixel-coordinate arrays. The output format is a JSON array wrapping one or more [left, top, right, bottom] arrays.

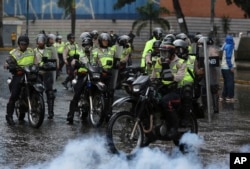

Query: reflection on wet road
[[0, 51, 249, 169]]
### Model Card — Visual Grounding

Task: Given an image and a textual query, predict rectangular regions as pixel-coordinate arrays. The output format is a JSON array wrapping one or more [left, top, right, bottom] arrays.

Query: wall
[[161, 0, 245, 19]]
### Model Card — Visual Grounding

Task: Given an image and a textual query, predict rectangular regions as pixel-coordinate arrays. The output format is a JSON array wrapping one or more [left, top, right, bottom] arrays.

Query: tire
[[106, 111, 144, 155], [88, 91, 105, 128], [28, 92, 45, 128], [173, 112, 198, 150]]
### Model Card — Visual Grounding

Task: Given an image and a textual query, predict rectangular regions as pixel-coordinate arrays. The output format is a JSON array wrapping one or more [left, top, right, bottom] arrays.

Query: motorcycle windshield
[[87, 63, 101, 73], [132, 75, 149, 85]]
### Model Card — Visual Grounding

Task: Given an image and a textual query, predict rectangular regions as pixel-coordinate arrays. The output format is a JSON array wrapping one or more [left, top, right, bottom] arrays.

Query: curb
[[0, 47, 14, 51]]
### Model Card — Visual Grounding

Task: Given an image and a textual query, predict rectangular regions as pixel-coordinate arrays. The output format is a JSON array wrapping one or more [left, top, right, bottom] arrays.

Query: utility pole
[[172, 0, 188, 34], [210, 0, 215, 38], [26, 0, 29, 36]]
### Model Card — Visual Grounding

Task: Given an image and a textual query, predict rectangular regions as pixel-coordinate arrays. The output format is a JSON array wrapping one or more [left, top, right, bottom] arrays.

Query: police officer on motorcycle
[[4, 35, 35, 125], [150, 39, 186, 139], [92, 32, 115, 119], [66, 32, 92, 124], [34, 34, 59, 119]]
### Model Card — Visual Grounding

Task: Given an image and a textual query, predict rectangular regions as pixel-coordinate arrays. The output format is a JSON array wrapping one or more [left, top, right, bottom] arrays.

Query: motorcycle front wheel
[[88, 91, 105, 128], [106, 111, 144, 155], [28, 92, 45, 128]]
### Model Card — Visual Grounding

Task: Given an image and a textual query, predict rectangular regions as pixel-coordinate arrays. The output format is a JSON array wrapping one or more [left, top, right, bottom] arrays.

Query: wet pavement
[[0, 51, 249, 169]]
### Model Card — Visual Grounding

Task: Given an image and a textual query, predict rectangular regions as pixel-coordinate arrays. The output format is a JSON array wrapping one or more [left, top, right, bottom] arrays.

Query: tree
[[114, 0, 188, 34], [132, 1, 170, 37], [226, 0, 250, 18], [57, 0, 76, 34], [0, 0, 4, 47]]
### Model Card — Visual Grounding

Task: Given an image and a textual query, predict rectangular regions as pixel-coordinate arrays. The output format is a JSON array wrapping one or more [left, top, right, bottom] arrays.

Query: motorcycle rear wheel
[[106, 111, 144, 155], [28, 92, 45, 128], [88, 91, 105, 128]]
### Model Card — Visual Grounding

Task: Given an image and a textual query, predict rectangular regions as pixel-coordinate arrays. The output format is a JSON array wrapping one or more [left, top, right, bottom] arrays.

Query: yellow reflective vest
[[92, 47, 115, 69], [10, 47, 34, 66]]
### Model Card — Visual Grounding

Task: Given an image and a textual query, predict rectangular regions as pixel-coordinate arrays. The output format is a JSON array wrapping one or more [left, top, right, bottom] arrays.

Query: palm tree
[[114, 0, 189, 35], [132, 1, 170, 38], [57, 0, 76, 34], [0, 0, 4, 47]]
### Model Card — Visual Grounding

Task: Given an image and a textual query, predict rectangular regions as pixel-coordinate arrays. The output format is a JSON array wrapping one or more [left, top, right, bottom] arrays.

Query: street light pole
[[210, 0, 215, 37], [26, 0, 29, 36]]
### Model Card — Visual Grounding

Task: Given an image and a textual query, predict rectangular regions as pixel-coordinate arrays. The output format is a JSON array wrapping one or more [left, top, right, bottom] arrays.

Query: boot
[[66, 100, 77, 124], [47, 99, 54, 119], [62, 81, 68, 90], [6, 103, 15, 125]]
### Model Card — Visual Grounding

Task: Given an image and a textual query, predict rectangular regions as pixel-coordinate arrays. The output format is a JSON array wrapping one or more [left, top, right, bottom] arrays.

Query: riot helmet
[[159, 43, 176, 60], [18, 35, 29, 46], [67, 33, 75, 40], [162, 34, 176, 45], [173, 39, 189, 60], [80, 32, 92, 41], [98, 32, 111, 48], [91, 30, 99, 40], [153, 27, 164, 40], [117, 35, 130, 48], [36, 34, 47, 44]]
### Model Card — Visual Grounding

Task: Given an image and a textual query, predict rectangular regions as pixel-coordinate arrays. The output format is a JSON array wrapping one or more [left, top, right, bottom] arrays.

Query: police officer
[[62, 33, 81, 89], [117, 35, 132, 68], [34, 34, 59, 119], [158, 41, 186, 139], [66, 32, 92, 124], [92, 32, 115, 119], [54, 35, 65, 76], [141, 27, 164, 69], [4, 35, 35, 125], [145, 40, 162, 78]]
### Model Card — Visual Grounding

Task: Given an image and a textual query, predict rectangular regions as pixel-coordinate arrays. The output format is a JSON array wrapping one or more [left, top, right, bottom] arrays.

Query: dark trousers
[[161, 91, 181, 129], [7, 75, 23, 116], [221, 69, 234, 98]]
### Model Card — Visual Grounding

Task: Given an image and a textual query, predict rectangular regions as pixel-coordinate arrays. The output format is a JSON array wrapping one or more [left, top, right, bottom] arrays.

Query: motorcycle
[[74, 62, 111, 128], [106, 74, 198, 155], [7, 64, 45, 128]]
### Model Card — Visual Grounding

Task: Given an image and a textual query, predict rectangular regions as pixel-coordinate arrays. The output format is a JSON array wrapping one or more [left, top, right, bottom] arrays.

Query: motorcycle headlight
[[132, 84, 140, 93], [92, 73, 101, 79]]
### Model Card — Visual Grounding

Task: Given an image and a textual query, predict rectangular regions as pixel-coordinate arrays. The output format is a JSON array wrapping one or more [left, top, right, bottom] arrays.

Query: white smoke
[[22, 133, 242, 169]]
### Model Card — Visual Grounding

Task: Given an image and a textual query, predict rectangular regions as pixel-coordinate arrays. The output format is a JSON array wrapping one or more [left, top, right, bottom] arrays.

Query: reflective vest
[[147, 55, 162, 78], [54, 42, 65, 54], [92, 47, 115, 69], [10, 47, 34, 66], [65, 42, 80, 57], [34, 47, 54, 66], [161, 58, 185, 86], [78, 49, 89, 73], [182, 55, 196, 85], [141, 37, 156, 67], [121, 46, 131, 60]]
